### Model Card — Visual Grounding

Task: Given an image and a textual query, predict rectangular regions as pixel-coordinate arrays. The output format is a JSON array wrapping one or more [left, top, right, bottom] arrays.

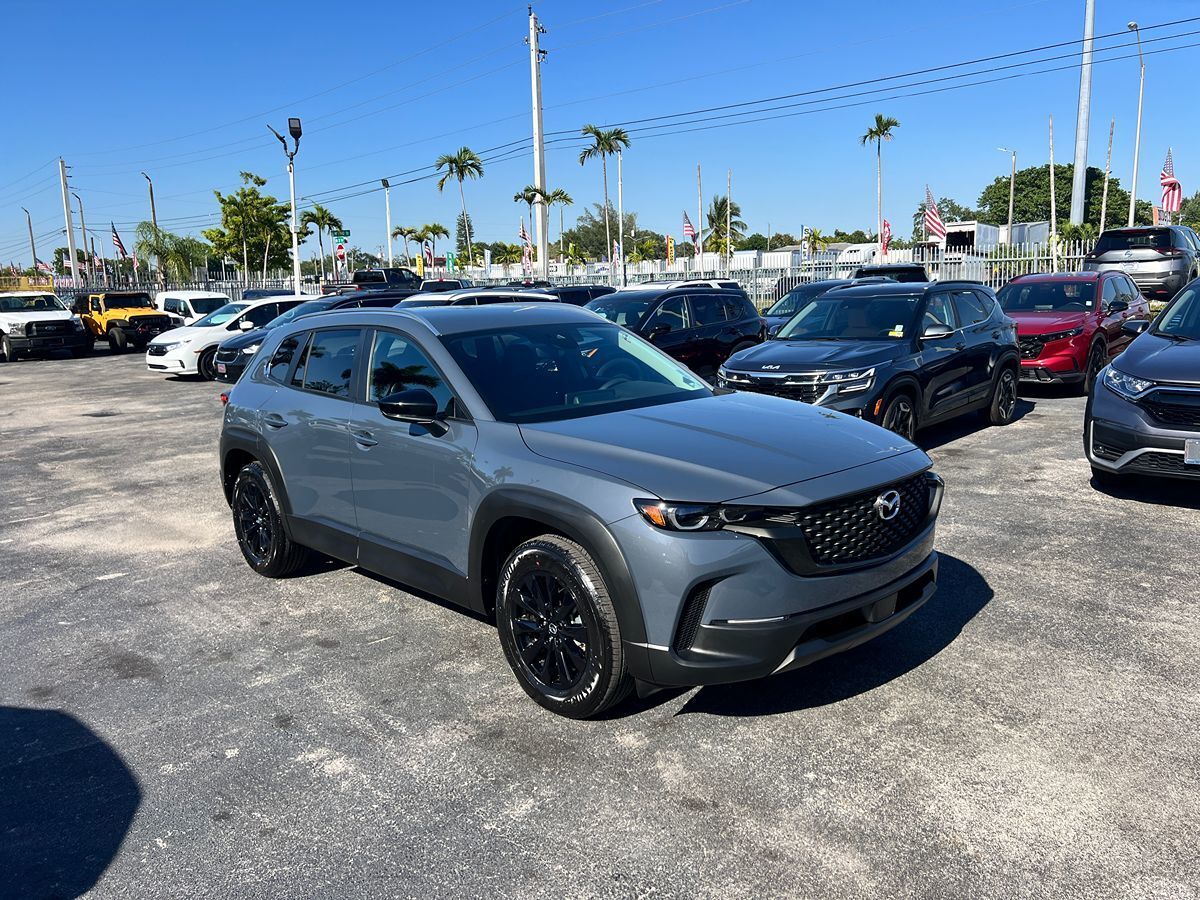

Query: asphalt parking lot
[[2, 348, 1199, 899]]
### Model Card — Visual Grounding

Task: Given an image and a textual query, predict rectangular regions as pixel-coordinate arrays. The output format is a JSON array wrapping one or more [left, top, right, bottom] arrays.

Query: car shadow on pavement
[[917, 400, 1036, 452], [672, 554, 991, 718], [1089, 473, 1200, 510], [0, 707, 141, 899]]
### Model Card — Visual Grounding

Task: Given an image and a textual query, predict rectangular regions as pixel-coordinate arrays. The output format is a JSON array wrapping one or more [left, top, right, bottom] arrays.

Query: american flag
[[111, 222, 128, 259], [9, 263, 18, 276], [36, 259, 52, 274], [881, 219, 893, 256], [131, 254, 140, 271], [1161, 149, 1182, 214], [924, 186, 947, 241], [518, 219, 531, 247], [682, 211, 697, 244]]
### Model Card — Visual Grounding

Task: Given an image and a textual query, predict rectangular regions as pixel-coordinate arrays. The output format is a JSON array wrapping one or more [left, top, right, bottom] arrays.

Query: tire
[[987, 365, 1019, 426], [1080, 343, 1106, 396], [108, 328, 127, 353], [231, 461, 310, 578], [0, 335, 12, 363], [197, 348, 218, 381], [71, 341, 93, 359], [880, 392, 918, 441], [496, 534, 633, 719]]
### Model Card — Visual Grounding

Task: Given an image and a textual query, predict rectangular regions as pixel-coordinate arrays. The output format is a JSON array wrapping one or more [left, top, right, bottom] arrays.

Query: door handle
[[351, 428, 378, 447], [263, 413, 288, 429], [954, 343, 966, 351]]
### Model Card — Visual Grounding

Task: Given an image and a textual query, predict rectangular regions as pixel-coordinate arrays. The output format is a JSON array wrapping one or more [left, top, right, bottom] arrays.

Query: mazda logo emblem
[[873, 490, 901, 521]]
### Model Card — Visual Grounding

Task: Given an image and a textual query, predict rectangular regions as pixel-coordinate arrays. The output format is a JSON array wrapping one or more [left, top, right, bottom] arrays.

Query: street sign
[[332, 230, 350, 240]]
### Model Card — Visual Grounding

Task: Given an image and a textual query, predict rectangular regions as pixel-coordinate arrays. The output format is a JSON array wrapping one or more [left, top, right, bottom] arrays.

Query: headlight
[[815, 366, 875, 394], [717, 365, 751, 384], [240, 343, 261, 356], [5, 321, 26, 335], [635, 499, 768, 531], [1102, 364, 1155, 399], [1037, 326, 1085, 343], [153, 341, 184, 353], [70, 315, 84, 330]]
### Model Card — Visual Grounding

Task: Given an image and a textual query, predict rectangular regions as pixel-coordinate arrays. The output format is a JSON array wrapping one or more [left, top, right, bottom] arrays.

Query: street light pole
[[58, 158, 80, 287], [141, 172, 161, 283], [1068, 0, 1095, 226], [998, 148, 1017, 243], [72, 192, 93, 284], [527, 6, 549, 279], [1127, 22, 1145, 227], [21, 207, 37, 274], [269, 119, 304, 295], [382, 179, 393, 267]]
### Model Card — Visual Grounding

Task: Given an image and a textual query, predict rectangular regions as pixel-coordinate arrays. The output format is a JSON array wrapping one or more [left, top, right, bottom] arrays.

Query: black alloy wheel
[[497, 535, 631, 718], [989, 367, 1019, 425], [881, 394, 917, 441], [231, 461, 309, 577], [198, 348, 218, 381], [1081, 344, 1106, 396]]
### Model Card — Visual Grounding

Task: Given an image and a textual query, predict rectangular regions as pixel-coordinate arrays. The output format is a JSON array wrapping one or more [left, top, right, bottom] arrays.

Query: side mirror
[[648, 323, 672, 340], [921, 323, 954, 340], [1108, 299, 1130, 314], [767, 324, 782, 338], [379, 388, 439, 424], [1121, 319, 1151, 338], [238, 319, 255, 331]]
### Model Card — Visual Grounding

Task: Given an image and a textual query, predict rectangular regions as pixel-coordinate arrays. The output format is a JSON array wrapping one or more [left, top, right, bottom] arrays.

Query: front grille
[[214, 349, 239, 364], [146, 344, 169, 356], [1019, 337, 1043, 360], [28, 320, 70, 337], [130, 315, 171, 330], [672, 584, 712, 655], [734, 378, 823, 404], [795, 474, 932, 567], [1128, 452, 1197, 475], [1140, 392, 1200, 429]]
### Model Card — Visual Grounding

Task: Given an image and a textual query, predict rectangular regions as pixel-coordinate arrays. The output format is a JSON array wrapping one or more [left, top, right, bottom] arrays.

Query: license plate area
[[216, 363, 226, 373], [1186, 440, 1200, 466]]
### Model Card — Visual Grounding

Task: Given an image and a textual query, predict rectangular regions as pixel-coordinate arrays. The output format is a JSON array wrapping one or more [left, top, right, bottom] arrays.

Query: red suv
[[996, 272, 1151, 394]]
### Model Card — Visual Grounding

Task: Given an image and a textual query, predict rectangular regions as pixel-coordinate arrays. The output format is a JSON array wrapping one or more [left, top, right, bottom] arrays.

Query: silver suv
[[219, 304, 943, 718], [1083, 226, 1200, 302]]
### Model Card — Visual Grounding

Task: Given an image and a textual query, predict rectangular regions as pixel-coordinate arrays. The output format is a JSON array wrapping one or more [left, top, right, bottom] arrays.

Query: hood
[[111, 307, 163, 316], [1009, 310, 1090, 335], [149, 324, 216, 345], [724, 339, 907, 373], [518, 392, 922, 503], [218, 327, 268, 351], [0, 309, 73, 322], [1114, 332, 1200, 385]]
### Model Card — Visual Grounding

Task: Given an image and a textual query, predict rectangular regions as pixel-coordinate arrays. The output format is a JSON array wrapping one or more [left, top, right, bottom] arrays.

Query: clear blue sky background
[[2, 0, 1197, 263]]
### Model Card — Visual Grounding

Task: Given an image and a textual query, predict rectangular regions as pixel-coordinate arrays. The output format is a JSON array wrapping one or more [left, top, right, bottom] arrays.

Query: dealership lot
[[2, 350, 1198, 898]]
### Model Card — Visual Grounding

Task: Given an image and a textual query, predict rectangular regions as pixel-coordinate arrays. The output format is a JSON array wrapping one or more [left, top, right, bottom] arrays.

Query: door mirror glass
[[1121, 319, 1151, 337], [921, 323, 954, 340], [379, 388, 439, 423]]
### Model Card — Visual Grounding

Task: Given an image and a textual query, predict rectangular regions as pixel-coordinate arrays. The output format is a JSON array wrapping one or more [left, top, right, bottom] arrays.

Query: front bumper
[[717, 373, 884, 421], [1085, 382, 1200, 479], [145, 344, 198, 374], [214, 355, 247, 383], [7, 331, 90, 354]]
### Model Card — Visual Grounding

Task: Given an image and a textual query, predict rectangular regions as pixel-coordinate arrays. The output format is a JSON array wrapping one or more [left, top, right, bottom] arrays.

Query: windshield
[[767, 283, 841, 317], [997, 281, 1095, 312], [855, 267, 926, 283], [421, 281, 461, 292], [0, 294, 67, 312], [353, 271, 386, 283], [188, 297, 226, 316], [1095, 229, 1172, 253], [1153, 285, 1200, 340], [441, 322, 710, 423], [585, 292, 659, 328], [192, 302, 247, 328], [106, 293, 154, 309], [777, 293, 922, 341]]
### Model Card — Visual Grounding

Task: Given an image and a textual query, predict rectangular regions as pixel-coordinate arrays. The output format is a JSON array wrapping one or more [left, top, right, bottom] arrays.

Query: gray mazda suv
[[219, 304, 944, 718]]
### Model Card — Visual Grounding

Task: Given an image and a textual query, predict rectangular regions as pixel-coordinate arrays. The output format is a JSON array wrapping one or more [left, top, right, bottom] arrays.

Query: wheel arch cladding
[[470, 488, 648, 645]]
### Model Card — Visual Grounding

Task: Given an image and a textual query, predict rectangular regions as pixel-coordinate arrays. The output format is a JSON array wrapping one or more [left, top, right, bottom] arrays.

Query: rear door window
[[642, 296, 689, 333], [687, 293, 726, 327], [292, 329, 360, 398]]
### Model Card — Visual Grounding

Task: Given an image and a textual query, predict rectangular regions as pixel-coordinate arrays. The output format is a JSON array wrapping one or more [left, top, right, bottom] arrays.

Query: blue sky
[[3, 0, 1198, 262]]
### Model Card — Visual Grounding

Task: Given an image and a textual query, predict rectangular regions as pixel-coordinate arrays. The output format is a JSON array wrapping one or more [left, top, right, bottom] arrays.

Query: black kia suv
[[586, 286, 765, 377], [717, 280, 1020, 439]]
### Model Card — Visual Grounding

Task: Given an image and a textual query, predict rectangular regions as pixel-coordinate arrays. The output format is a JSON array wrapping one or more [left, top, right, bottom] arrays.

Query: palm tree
[[410, 226, 430, 268], [704, 194, 747, 254], [805, 228, 832, 256], [300, 204, 342, 283], [514, 185, 540, 232], [390, 225, 415, 263], [543, 188, 573, 259], [578, 125, 631, 263], [434, 147, 484, 261], [423, 223, 449, 267], [860, 114, 900, 254]]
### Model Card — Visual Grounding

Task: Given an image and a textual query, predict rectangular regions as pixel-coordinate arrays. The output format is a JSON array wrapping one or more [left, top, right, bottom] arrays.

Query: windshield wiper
[[1154, 331, 1195, 342]]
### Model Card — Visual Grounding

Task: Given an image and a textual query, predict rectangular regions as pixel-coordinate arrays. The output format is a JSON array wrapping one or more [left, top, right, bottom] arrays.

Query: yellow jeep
[[73, 291, 175, 352]]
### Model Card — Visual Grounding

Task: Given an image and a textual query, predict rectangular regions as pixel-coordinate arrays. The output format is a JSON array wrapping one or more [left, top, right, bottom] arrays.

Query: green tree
[[434, 147, 484, 261], [543, 188, 574, 258], [454, 212, 474, 259], [911, 197, 976, 239], [423, 223, 449, 263], [561, 203, 637, 260], [134, 223, 209, 281], [300, 204, 341, 281], [831, 228, 873, 244], [704, 194, 747, 254], [860, 113, 900, 249], [513, 185, 540, 231], [578, 125, 631, 262], [806, 228, 833, 254], [976, 164, 1152, 231], [391, 225, 417, 263], [204, 172, 292, 282]]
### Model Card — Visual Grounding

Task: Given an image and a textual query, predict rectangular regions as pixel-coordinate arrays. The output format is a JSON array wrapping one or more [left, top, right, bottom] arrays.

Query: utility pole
[[1069, 0, 1095, 225], [1127, 22, 1145, 227], [527, 6, 549, 279], [141, 172, 161, 283], [269, 119, 304, 295], [998, 148, 1017, 243], [1049, 115, 1059, 270], [58, 158, 80, 287], [21, 207, 37, 273], [1099, 118, 1115, 231], [73, 193, 93, 283], [617, 150, 625, 286], [726, 168, 732, 274], [696, 164, 703, 276], [382, 179, 393, 266]]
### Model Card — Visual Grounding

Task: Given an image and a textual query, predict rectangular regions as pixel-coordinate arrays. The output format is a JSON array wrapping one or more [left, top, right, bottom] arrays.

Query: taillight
[[219, 392, 229, 406], [1155, 247, 1185, 257]]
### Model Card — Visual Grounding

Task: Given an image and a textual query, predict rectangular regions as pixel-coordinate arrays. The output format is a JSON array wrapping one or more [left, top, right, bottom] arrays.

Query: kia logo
[[873, 490, 902, 521], [761, 364, 781, 370]]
